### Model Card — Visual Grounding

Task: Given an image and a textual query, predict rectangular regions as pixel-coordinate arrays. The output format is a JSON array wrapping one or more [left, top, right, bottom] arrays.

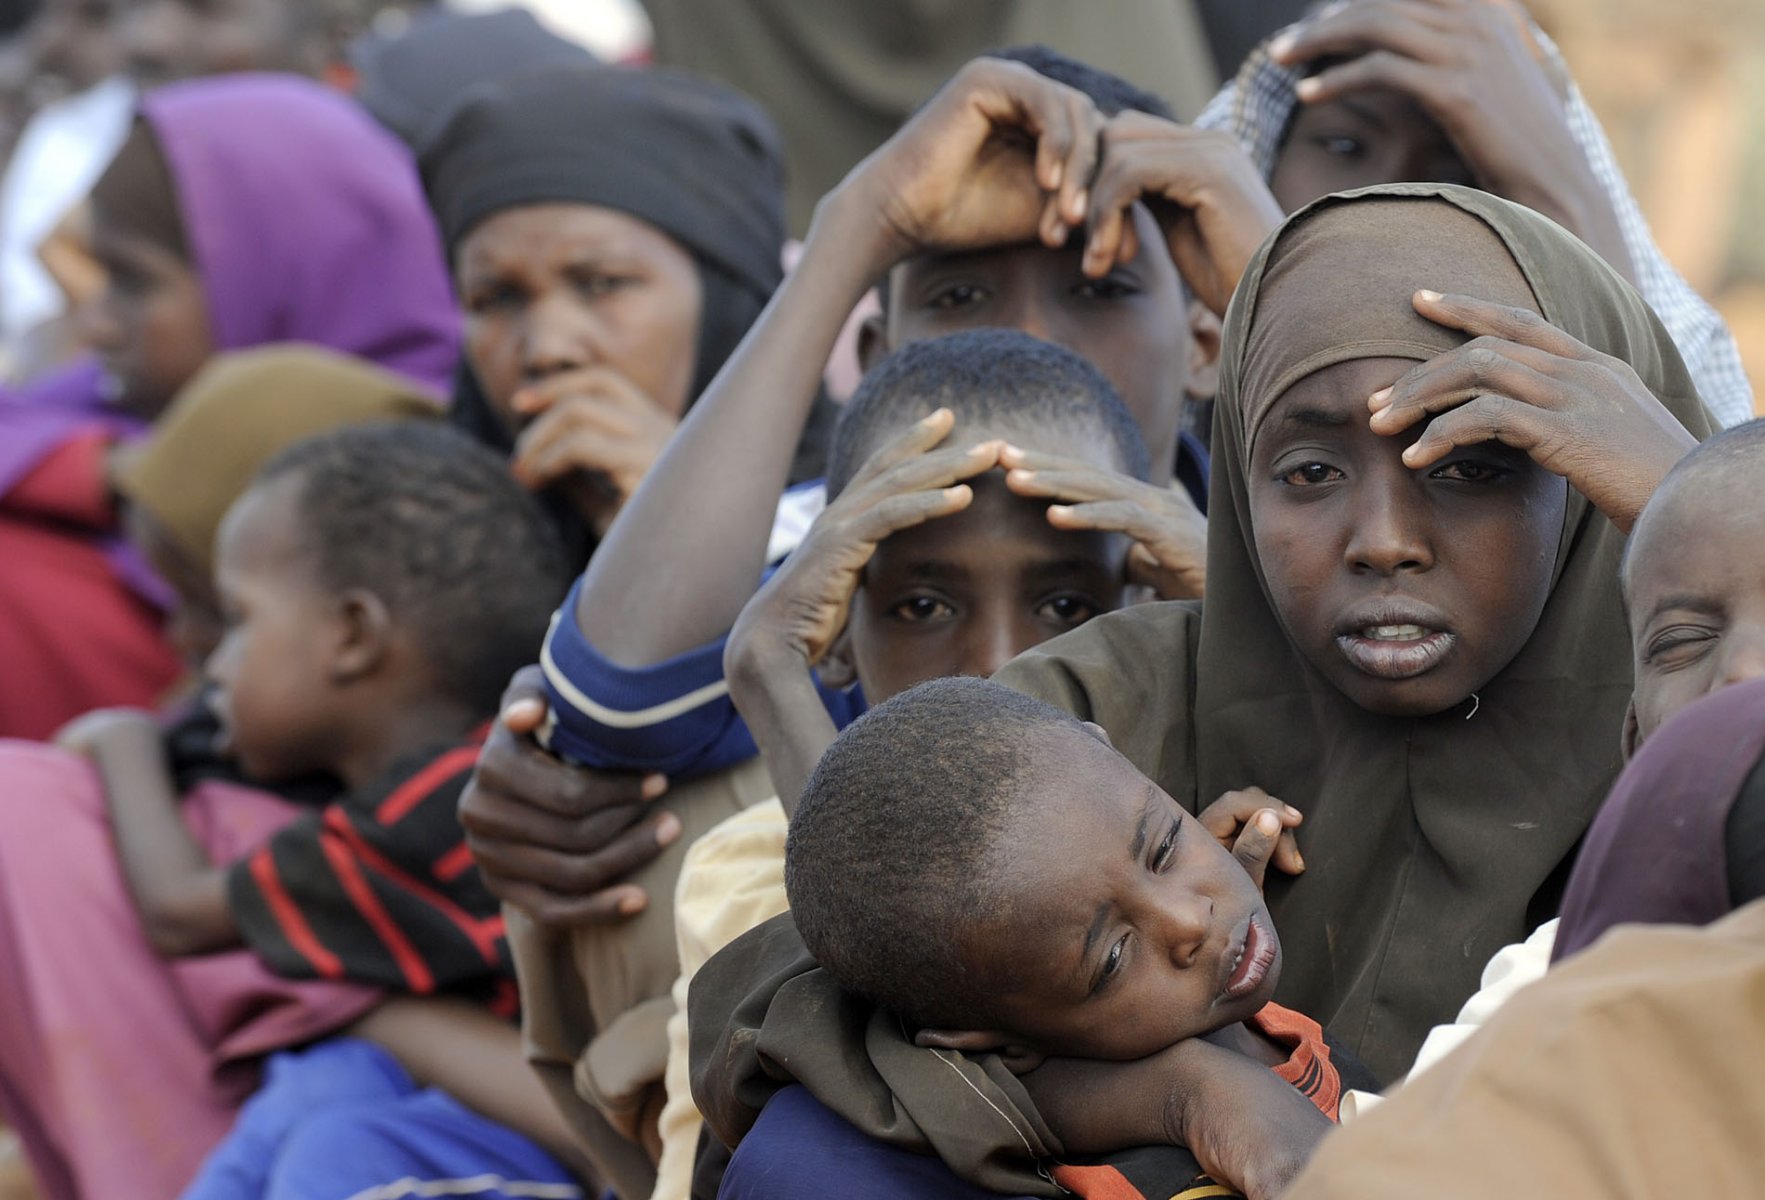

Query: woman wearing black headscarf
[[420, 64, 819, 567]]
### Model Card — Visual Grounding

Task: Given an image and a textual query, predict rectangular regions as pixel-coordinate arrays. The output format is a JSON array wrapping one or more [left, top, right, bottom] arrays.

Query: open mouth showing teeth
[[1336, 624, 1456, 679], [1362, 624, 1429, 642]]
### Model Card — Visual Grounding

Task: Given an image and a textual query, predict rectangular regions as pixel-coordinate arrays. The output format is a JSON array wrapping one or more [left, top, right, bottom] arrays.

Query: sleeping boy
[[747, 675, 1366, 1200]]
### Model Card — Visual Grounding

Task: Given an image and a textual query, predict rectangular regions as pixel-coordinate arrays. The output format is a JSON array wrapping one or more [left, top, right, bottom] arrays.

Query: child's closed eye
[[1644, 624, 1720, 667], [1428, 457, 1513, 484]]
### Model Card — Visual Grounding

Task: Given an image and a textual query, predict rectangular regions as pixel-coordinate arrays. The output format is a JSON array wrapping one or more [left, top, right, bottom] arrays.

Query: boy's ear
[[913, 1028, 1047, 1076], [856, 311, 891, 376], [1184, 297, 1222, 400], [1081, 720, 1114, 749], [329, 588, 393, 683], [1620, 698, 1642, 761], [815, 628, 859, 691]]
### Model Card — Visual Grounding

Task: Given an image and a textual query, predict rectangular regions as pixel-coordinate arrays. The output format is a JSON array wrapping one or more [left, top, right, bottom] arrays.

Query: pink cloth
[[0, 742, 382, 1200]]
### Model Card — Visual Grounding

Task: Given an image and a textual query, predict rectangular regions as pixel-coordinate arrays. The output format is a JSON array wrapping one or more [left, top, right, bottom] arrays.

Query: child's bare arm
[[577, 57, 1105, 667], [1024, 1036, 1332, 1200], [726, 416, 1002, 811], [57, 709, 239, 956], [351, 996, 595, 1178]]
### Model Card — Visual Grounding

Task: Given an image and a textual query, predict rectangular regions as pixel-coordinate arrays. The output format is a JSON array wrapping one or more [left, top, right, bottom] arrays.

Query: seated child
[[56, 422, 582, 1198], [0, 347, 441, 1200], [768, 675, 1367, 1200]]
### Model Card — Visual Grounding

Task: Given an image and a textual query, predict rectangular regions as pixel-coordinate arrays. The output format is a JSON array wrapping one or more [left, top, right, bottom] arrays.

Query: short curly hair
[[254, 421, 569, 716], [826, 328, 1150, 497], [785, 676, 1093, 1030]]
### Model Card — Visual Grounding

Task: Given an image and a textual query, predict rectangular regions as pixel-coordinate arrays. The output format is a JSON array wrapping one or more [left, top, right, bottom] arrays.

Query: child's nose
[[1717, 626, 1765, 690], [1153, 894, 1213, 970]]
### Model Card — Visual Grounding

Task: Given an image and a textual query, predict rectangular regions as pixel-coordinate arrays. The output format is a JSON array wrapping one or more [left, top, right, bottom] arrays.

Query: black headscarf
[[351, 7, 597, 149], [419, 64, 825, 563]]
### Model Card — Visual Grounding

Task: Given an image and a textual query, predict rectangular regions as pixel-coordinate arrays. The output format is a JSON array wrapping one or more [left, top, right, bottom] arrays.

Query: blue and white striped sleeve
[[537, 483, 863, 779]]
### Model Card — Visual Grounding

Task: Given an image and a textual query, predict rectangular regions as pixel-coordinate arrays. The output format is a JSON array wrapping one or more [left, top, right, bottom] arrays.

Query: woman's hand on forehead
[[1269, 0, 1633, 281], [1369, 290, 1697, 533], [1002, 444, 1208, 600]]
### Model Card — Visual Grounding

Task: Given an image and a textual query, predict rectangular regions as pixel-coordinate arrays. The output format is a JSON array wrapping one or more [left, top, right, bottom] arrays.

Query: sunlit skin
[[456, 203, 702, 439], [1270, 88, 1473, 212], [81, 220, 214, 420], [1625, 473, 1765, 752], [940, 727, 1283, 1065], [204, 476, 350, 783], [841, 420, 1131, 702], [121, 0, 318, 90], [1247, 357, 1565, 718], [883, 205, 1193, 487]]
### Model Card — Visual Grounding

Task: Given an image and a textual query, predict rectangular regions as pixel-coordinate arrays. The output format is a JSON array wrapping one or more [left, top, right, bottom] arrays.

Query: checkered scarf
[[1196, 26, 1755, 427]]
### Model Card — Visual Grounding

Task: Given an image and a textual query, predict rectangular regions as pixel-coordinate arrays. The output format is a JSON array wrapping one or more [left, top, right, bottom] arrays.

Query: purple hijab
[[0, 73, 459, 498], [1554, 677, 1765, 961]]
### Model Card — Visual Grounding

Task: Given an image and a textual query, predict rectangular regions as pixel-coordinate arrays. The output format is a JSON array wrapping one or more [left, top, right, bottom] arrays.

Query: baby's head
[[205, 422, 570, 783], [823, 328, 1148, 700], [1624, 418, 1765, 754], [786, 677, 1279, 1067]]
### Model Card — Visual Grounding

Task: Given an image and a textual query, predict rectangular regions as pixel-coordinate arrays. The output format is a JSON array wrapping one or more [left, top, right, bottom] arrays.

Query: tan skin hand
[[1270, 0, 1633, 280], [1079, 112, 1285, 318], [458, 666, 679, 928], [1369, 290, 1697, 534], [731, 409, 1000, 670], [509, 365, 681, 537], [845, 57, 1104, 266], [1196, 787, 1305, 890], [1001, 443, 1208, 601]]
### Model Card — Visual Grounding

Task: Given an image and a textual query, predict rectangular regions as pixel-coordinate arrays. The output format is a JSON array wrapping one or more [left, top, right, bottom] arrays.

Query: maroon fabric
[[1554, 677, 1765, 961]]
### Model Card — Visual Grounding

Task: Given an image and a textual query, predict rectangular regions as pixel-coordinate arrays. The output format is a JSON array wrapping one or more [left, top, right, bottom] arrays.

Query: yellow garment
[[653, 796, 790, 1200], [511, 757, 775, 1200]]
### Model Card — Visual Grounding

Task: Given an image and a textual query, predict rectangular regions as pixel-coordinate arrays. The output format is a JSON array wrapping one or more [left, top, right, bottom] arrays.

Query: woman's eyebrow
[[1278, 406, 1350, 430], [1336, 97, 1390, 133]]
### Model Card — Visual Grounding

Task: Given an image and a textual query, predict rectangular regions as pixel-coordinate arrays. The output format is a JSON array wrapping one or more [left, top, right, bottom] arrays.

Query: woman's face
[[1247, 356, 1565, 717], [1269, 88, 1474, 213], [456, 203, 704, 438], [81, 214, 214, 420]]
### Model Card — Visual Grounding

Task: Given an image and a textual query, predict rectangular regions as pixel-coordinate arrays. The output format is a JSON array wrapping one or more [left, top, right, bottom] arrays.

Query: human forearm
[[351, 996, 594, 1176], [1023, 1036, 1331, 1200], [85, 714, 238, 956], [724, 636, 838, 817], [577, 192, 898, 666]]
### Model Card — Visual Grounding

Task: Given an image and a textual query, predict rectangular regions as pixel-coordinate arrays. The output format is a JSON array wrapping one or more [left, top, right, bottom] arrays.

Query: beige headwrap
[[112, 344, 440, 575]]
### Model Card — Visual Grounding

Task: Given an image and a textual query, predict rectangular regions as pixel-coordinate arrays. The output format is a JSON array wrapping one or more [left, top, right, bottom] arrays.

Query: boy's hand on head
[[837, 56, 1102, 269], [459, 666, 677, 928], [1198, 788, 1304, 889], [1269, 0, 1633, 279], [730, 409, 1000, 670], [509, 366, 681, 538], [1002, 445, 1208, 600], [1080, 112, 1283, 317], [1370, 291, 1697, 534]]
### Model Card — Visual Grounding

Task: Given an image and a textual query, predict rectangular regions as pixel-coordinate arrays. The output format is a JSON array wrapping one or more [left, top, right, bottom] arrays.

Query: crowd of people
[[0, 1, 1757, 1198]]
